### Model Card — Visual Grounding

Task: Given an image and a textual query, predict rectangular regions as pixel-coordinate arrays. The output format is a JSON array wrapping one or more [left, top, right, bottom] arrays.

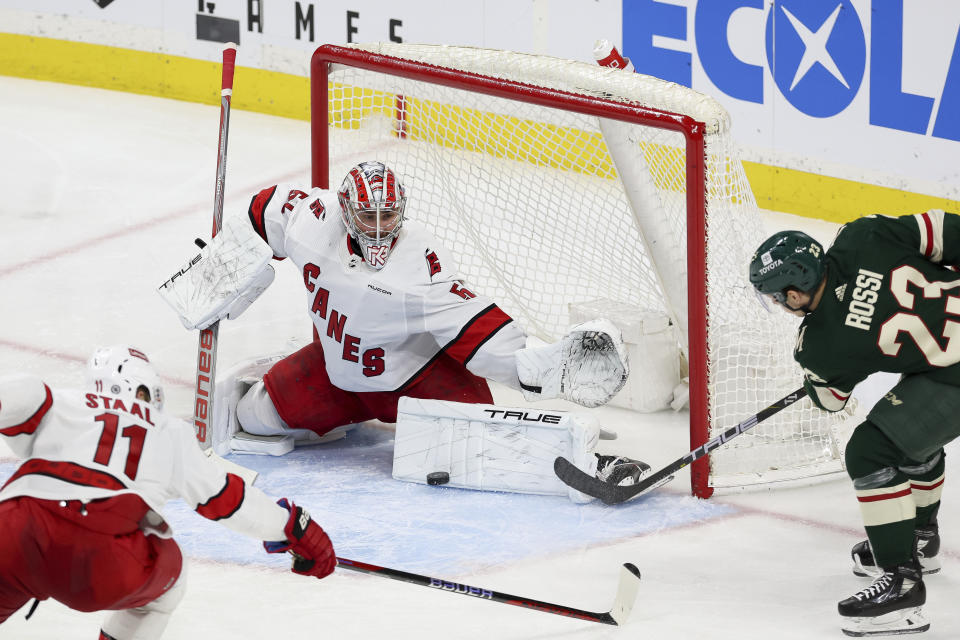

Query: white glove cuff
[[515, 339, 563, 401]]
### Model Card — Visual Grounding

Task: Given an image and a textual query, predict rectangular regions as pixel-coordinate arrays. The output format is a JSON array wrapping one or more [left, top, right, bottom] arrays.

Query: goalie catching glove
[[263, 498, 336, 579], [516, 318, 629, 408], [157, 215, 274, 330]]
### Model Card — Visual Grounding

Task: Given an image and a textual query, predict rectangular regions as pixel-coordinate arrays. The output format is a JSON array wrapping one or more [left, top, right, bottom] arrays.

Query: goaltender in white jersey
[[250, 178, 521, 393], [160, 161, 638, 501], [0, 346, 337, 640]]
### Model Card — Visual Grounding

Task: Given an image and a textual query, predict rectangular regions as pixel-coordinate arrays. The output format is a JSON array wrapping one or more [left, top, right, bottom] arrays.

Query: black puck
[[426, 471, 450, 485]]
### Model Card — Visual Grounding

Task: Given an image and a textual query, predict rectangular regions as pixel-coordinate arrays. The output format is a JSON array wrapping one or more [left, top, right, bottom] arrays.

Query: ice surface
[[1, 76, 959, 639]]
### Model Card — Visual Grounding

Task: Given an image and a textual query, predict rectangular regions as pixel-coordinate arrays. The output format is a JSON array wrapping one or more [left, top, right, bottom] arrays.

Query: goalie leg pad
[[232, 375, 357, 455], [229, 431, 295, 456], [235, 381, 354, 443], [236, 381, 292, 438], [231, 381, 300, 456], [392, 397, 600, 503], [211, 353, 286, 456]]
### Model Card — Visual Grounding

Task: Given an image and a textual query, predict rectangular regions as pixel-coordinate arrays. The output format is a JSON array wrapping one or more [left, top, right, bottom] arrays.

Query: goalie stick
[[335, 557, 640, 626], [554, 387, 808, 505], [192, 43, 237, 448]]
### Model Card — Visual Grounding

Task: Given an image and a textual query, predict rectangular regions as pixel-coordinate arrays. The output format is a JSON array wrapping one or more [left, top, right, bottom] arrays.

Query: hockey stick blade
[[336, 558, 640, 626], [555, 387, 808, 504], [609, 562, 642, 625], [554, 457, 673, 505]]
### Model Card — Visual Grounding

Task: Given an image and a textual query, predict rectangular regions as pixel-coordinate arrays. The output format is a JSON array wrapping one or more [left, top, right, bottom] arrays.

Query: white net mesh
[[317, 43, 853, 492]]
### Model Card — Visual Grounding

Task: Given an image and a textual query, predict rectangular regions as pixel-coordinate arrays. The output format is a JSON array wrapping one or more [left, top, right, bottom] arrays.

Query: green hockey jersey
[[794, 209, 960, 411]]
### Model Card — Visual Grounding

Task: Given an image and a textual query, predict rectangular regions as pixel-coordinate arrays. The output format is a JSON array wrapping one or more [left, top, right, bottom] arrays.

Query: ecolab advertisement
[[2, 0, 958, 199], [625, 0, 959, 199]]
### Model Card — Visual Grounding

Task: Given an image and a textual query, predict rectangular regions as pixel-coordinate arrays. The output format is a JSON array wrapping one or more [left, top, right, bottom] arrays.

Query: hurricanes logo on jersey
[[368, 245, 389, 268]]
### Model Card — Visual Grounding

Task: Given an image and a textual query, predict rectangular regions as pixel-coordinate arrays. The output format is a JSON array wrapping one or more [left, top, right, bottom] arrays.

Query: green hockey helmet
[[749, 230, 825, 304]]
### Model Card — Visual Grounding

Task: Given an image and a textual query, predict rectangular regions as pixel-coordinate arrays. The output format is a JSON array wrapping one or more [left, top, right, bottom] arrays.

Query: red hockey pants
[[0, 495, 182, 623]]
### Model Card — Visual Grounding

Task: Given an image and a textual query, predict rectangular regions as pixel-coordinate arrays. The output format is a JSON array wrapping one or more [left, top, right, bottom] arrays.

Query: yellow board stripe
[[745, 161, 960, 224], [4, 32, 958, 223], [0, 33, 310, 120]]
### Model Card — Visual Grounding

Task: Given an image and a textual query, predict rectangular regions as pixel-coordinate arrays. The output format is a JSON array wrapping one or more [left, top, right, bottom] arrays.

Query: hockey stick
[[555, 387, 808, 505], [335, 557, 640, 626], [192, 43, 237, 448]]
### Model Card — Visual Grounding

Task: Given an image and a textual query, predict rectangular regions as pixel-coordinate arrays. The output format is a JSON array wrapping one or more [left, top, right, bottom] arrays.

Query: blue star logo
[[765, 0, 866, 118]]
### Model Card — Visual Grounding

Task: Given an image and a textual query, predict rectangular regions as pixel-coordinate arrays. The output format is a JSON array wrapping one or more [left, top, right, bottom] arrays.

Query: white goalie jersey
[[246, 184, 527, 392], [0, 374, 287, 541]]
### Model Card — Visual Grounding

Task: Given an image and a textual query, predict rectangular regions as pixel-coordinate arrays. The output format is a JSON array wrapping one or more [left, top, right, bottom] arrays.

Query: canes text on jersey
[[845, 268, 884, 331], [303, 263, 385, 377]]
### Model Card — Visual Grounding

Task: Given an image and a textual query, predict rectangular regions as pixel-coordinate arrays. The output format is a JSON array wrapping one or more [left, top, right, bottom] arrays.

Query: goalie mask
[[749, 230, 825, 308], [85, 345, 164, 410], [337, 161, 407, 270]]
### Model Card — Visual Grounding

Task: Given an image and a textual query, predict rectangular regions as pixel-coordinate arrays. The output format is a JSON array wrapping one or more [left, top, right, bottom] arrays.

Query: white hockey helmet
[[85, 345, 164, 410], [337, 161, 407, 270]]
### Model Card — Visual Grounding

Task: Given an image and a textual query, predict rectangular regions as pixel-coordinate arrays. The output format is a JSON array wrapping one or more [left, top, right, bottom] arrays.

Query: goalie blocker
[[157, 215, 275, 331], [393, 397, 604, 503]]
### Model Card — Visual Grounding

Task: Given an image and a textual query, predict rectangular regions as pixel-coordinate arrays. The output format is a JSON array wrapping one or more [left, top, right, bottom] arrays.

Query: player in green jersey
[[749, 210, 960, 637]]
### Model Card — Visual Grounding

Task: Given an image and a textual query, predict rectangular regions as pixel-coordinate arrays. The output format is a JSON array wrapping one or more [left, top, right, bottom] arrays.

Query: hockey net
[[310, 43, 854, 497]]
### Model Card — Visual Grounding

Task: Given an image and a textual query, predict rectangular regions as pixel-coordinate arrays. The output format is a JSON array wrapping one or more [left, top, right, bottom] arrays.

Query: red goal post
[[309, 43, 850, 497]]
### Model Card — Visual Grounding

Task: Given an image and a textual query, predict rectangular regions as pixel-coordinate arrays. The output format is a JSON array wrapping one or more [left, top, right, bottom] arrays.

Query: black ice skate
[[852, 525, 941, 578], [594, 454, 651, 486], [838, 561, 929, 637]]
